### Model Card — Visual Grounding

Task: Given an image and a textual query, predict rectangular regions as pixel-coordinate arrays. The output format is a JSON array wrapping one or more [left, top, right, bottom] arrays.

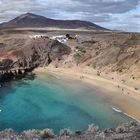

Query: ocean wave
[[112, 107, 122, 113], [112, 107, 140, 123]]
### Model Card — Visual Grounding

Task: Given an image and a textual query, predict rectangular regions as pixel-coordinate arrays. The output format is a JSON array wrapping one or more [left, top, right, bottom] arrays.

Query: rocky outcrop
[[0, 37, 71, 83], [0, 122, 139, 140], [0, 37, 71, 68], [0, 59, 13, 70], [12, 37, 71, 69]]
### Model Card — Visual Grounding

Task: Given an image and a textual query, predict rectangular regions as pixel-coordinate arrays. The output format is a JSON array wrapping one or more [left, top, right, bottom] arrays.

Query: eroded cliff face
[[0, 37, 71, 70]]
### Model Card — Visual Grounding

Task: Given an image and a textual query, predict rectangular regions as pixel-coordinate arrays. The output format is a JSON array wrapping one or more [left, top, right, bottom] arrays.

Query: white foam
[[112, 107, 122, 113], [54, 75, 60, 79], [112, 107, 140, 123]]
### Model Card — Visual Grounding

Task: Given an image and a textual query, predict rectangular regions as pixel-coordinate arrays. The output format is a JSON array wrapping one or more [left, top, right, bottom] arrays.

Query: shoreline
[[34, 66, 140, 122], [112, 107, 140, 124]]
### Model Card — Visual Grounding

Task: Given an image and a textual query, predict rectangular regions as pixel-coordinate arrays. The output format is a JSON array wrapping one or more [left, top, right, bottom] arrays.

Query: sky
[[0, 0, 140, 32]]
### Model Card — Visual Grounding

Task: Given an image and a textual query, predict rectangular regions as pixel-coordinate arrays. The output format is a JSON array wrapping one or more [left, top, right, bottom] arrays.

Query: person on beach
[[80, 76, 84, 80]]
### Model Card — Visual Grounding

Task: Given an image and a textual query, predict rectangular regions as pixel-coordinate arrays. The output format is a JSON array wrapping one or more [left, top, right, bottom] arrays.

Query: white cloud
[[0, 0, 139, 32]]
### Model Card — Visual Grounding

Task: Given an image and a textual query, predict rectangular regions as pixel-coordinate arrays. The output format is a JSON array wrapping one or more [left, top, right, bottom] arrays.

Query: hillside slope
[[0, 13, 106, 30]]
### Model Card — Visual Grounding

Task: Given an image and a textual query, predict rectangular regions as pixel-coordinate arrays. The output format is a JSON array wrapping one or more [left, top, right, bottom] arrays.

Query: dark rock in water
[[75, 131, 82, 135], [18, 69, 23, 75], [0, 122, 140, 140]]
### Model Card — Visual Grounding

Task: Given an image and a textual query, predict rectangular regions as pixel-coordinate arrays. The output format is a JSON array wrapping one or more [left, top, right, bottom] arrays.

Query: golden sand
[[34, 66, 140, 122]]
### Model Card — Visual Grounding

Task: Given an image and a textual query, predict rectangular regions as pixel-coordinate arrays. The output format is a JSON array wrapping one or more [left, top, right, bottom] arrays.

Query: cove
[[0, 73, 132, 133]]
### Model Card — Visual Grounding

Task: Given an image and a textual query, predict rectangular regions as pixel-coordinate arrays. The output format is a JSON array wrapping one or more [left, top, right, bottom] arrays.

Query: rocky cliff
[[0, 36, 71, 83], [0, 37, 71, 71]]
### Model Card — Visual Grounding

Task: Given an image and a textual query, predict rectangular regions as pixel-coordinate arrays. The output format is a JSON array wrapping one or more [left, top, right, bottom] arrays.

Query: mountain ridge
[[0, 13, 107, 30]]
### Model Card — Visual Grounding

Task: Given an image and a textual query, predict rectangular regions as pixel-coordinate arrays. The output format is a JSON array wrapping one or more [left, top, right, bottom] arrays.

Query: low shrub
[[60, 128, 72, 136], [88, 124, 99, 133], [40, 129, 54, 138]]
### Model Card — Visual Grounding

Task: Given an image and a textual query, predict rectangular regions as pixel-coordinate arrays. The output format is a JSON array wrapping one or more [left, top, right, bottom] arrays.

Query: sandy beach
[[34, 66, 140, 122]]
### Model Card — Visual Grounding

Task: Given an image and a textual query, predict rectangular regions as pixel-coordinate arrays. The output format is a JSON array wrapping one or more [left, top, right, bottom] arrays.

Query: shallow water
[[0, 73, 132, 133]]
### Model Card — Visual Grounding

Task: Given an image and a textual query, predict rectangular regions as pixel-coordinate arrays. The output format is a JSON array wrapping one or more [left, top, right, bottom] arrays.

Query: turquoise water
[[0, 73, 132, 133]]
